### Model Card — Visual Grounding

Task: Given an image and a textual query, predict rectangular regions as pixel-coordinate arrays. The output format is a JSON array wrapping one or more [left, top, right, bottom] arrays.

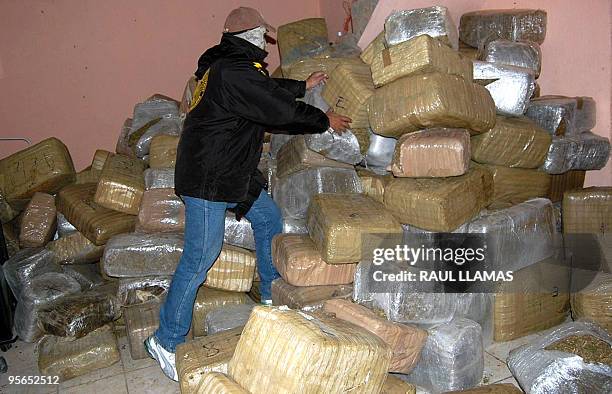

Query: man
[[145, 7, 351, 381]]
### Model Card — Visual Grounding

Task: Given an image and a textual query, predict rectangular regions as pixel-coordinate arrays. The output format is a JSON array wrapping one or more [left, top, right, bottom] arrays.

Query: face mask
[[235, 26, 267, 50]]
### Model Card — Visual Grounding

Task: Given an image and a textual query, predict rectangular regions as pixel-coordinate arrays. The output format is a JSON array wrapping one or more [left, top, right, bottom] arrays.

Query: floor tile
[[124, 365, 179, 394], [59, 374, 127, 394], [57, 360, 124, 390], [117, 336, 155, 372], [0, 341, 39, 384], [481, 352, 512, 385], [485, 333, 540, 363]]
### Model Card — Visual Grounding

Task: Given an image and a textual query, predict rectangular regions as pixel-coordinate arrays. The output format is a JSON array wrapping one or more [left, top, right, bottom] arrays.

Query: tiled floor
[[0, 331, 533, 393]]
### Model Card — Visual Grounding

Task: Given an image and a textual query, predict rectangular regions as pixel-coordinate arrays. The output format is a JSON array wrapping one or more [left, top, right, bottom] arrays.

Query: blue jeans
[[155, 190, 282, 352]]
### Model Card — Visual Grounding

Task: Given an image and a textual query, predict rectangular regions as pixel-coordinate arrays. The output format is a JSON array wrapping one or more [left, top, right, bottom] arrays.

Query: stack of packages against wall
[[176, 327, 243, 393], [271, 278, 353, 309], [227, 306, 391, 393], [18, 192, 56, 247], [94, 153, 145, 215], [148, 134, 179, 168], [507, 322, 612, 393], [136, 188, 184, 233], [459, 10, 547, 48], [277, 18, 328, 75], [191, 287, 253, 337]]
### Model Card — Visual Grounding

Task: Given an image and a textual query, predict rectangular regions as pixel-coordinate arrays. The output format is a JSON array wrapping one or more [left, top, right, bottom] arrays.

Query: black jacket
[[175, 34, 329, 206]]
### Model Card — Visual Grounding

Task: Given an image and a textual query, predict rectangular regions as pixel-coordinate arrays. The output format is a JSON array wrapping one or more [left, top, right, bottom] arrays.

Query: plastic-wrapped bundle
[[176, 327, 243, 393], [90, 149, 112, 171], [205, 304, 255, 335], [124, 301, 161, 359], [276, 135, 353, 179], [131, 96, 179, 133], [572, 272, 612, 333], [307, 193, 403, 263], [542, 132, 610, 174], [14, 272, 81, 342], [144, 167, 175, 190], [46, 231, 105, 265], [272, 234, 357, 286], [94, 154, 146, 215], [61, 264, 104, 290], [204, 245, 256, 292], [19, 192, 56, 248], [272, 278, 353, 309], [507, 321, 612, 394], [148, 134, 179, 168], [384, 6, 458, 49], [0, 190, 19, 223], [74, 166, 102, 185], [562, 187, 611, 234], [368, 73, 496, 138], [269, 133, 294, 159], [273, 167, 362, 220], [390, 129, 471, 177], [3, 248, 58, 298], [282, 216, 308, 234], [459, 9, 547, 48], [360, 31, 385, 65], [471, 116, 551, 168], [2, 222, 20, 258], [228, 306, 391, 393], [473, 61, 536, 116], [277, 18, 328, 72], [56, 212, 77, 238], [481, 39, 542, 77], [133, 115, 182, 158], [285, 57, 364, 81], [136, 188, 185, 233], [371, 34, 472, 88], [364, 130, 397, 169], [525, 95, 597, 136], [196, 373, 247, 393], [192, 287, 253, 337], [405, 318, 483, 392], [38, 284, 121, 338], [304, 130, 363, 165], [37, 324, 120, 382], [482, 164, 551, 206], [116, 118, 135, 157], [102, 233, 183, 278], [117, 276, 171, 306], [224, 212, 255, 250], [357, 169, 392, 204]]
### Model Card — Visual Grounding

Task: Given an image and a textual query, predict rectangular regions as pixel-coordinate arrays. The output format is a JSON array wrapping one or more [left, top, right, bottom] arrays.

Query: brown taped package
[[382, 375, 417, 394], [384, 167, 493, 231], [271, 278, 352, 309], [47, 231, 105, 265], [458, 41, 479, 61], [361, 31, 385, 65], [94, 154, 146, 215], [563, 187, 612, 234], [136, 188, 185, 233], [37, 324, 120, 382], [0, 137, 76, 203], [357, 169, 392, 204], [176, 327, 242, 393], [390, 129, 471, 177], [285, 57, 364, 81], [277, 18, 328, 73], [204, 245, 256, 292], [272, 234, 357, 286], [57, 183, 137, 245], [323, 299, 427, 373], [368, 73, 496, 138], [149, 134, 179, 168], [192, 287, 252, 337], [75, 167, 102, 184], [442, 384, 522, 393], [471, 116, 552, 169], [19, 192, 56, 247], [321, 61, 375, 129], [494, 258, 570, 342], [571, 272, 612, 334], [371, 34, 473, 87], [91, 150, 113, 171], [482, 164, 551, 206], [124, 301, 160, 360], [276, 135, 352, 179], [548, 170, 585, 203], [196, 372, 248, 394], [228, 306, 391, 394], [307, 193, 403, 263]]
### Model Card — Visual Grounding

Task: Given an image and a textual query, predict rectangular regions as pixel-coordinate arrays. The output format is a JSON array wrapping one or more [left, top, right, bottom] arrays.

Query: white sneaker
[[144, 336, 178, 381], [260, 299, 273, 306]]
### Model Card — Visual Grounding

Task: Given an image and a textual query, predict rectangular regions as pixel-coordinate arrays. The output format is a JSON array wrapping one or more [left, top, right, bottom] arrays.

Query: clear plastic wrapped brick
[[507, 321, 612, 394], [525, 95, 597, 136], [542, 132, 610, 174], [473, 61, 536, 116], [117, 276, 171, 306], [282, 217, 309, 235], [56, 212, 77, 238], [131, 97, 179, 133], [224, 212, 255, 251], [144, 167, 175, 190], [205, 304, 255, 335], [19, 192, 57, 248], [304, 130, 363, 165], [405, 318, 484, 393], [384, 6, 458, 49], [46, 231, 105, 265], [101, 233, 184, 278], [136, 188, 185, 233], [459, 9, 547, 48], [364, 130, 397, 170], [124, 301, 161, 359], [133, 114, 182, 158], [480, 39, 542, 77], [3, 248, 59, 299], [273, 167, 362, 220], [61, 264, 104, 291]]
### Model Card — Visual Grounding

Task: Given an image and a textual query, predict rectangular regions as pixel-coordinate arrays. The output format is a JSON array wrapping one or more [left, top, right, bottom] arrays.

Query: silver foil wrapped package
[[133, 115, 182, 158], [3, 248, 59, 299], [224, 212, 256, 250], [14, 272, 81, 342], [144, 167, 175, 190], [459, 9, 547, 48], [117, 276, 171, 306], [364, 129, 397, 169], [131, 97, 179, 133], [481, 39, 542, 77], [205, 304, 255, 335], [384, 6, 458, 49], [282, 217, 309, 234], [101, 233, 184, 278], [304, 130, 363, 165], [542, 132, 611, 174], [525, 95, 597, 136], [473, 61, 536, 116], [273, 167, 363, 220], [56, 212, 77, 238], [405, 318, 484, 392], [507, 321, 612, 394]]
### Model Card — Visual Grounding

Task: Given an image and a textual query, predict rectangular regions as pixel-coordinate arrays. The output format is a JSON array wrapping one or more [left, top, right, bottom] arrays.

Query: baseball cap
[[224, 7, 276, 34]]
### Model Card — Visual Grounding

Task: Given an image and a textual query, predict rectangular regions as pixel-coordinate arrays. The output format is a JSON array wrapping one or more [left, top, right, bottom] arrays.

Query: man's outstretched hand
[[326, 110, 351, 134], [306, 71, 328, 90]]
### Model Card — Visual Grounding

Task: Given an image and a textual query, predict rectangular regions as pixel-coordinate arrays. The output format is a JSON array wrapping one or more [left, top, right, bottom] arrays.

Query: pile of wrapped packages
[[1, 5, 611, 394]]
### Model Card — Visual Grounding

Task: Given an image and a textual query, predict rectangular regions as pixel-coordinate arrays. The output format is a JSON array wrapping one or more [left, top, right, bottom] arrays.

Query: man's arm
[[272, 78, 306, 99]]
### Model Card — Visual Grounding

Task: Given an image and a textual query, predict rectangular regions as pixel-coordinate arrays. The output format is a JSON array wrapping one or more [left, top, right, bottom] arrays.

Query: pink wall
[[0, 0, 321, 170], [354, 0, 611, 186]]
